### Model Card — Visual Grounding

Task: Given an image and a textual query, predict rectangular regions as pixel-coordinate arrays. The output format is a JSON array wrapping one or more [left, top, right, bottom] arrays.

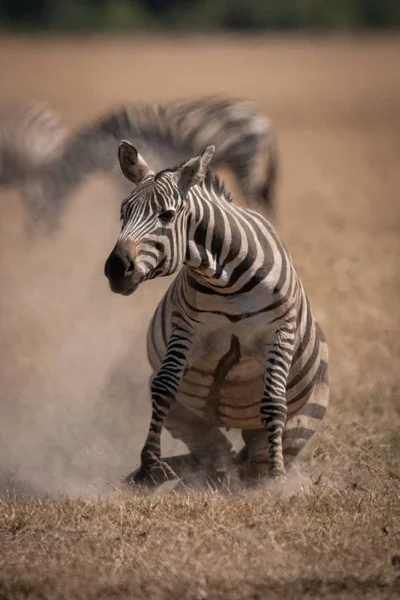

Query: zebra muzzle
[[104, 242, 142, 295]]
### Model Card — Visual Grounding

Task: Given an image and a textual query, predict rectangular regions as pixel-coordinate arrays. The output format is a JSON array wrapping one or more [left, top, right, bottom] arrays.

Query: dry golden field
[[0, 35, 399, 599]]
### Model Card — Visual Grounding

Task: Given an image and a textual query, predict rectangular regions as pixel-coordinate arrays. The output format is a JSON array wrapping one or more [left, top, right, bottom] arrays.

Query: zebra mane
[[155, 163, 233, 205], [206, 171, 234, 204]]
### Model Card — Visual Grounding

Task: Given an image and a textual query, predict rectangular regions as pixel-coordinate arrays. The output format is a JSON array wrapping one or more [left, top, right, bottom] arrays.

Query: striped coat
[[104, 141, 329, 489]]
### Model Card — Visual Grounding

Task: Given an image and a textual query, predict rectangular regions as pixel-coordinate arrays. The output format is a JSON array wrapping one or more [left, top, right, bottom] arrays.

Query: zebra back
[[1, 96, 278, 233]]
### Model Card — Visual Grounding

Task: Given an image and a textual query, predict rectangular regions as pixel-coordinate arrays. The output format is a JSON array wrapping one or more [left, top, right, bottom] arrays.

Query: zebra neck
[[39, 156, 90, 206], [36, 122, 117, 204], [59, 125, 118, 182], [184, 193, 258, 294]]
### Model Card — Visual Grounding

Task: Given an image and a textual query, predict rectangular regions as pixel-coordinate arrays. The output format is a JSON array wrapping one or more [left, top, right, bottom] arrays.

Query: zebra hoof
[[123, 466, 161, 491], [269, 468, 286, 480], [268, 469, 287, 487]]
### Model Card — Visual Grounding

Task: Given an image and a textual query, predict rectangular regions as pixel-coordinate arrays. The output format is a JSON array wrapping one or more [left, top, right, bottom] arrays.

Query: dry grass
[[1, 485, 400, 600], [0, 34, 399, 598]]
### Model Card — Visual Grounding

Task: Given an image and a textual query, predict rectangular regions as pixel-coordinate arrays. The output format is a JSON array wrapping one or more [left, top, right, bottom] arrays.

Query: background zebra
[[0, 96, 277, 233], [104, 140, 329, 490], [0, 102, 67, 186]]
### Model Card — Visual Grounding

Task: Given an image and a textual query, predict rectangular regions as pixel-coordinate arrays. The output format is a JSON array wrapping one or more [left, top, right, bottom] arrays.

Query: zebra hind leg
[[237, 429, 270, 487], [164, 404, 237, 491], [283, 365, 329, 469]]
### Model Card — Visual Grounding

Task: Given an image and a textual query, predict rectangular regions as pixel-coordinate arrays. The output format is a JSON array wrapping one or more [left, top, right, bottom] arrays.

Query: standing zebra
[[104, 140, 329, 488], [0, 96, 277, 232]]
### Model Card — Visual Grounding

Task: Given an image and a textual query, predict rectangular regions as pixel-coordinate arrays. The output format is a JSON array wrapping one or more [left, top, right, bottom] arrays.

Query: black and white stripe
[[104, 141, 329, 489], [0, 96, 277, 232]]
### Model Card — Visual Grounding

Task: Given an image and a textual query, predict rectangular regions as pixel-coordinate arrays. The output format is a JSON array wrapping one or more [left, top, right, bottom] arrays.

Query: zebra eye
[[159, 209, 176, 223]]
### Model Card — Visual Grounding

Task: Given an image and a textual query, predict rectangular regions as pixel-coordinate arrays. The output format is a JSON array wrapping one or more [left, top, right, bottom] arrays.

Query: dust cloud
[[0, 176, 188, 498]]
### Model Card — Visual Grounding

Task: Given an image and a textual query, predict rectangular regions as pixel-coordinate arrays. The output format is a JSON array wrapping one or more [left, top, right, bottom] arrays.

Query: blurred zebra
[[0, 96, 277, 232], [104, 141, 329, 490], [0, 102, 67, 185]]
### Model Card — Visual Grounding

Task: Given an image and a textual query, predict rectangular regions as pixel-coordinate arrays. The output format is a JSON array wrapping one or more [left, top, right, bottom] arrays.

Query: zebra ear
[[118, 140, 153, 185], [175, 145, 215, 196]]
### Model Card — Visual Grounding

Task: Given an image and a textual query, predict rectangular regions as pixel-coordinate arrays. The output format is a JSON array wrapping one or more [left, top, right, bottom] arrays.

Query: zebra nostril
[[126, 259, 135, 276], [105, 243, 136, 281]]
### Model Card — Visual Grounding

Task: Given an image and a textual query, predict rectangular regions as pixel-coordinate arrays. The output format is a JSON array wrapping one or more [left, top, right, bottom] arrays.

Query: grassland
[[0, 34, 399, 598]]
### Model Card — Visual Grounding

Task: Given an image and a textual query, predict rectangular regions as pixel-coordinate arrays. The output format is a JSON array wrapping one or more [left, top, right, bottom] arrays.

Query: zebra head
[[104, 140, 215, 296]]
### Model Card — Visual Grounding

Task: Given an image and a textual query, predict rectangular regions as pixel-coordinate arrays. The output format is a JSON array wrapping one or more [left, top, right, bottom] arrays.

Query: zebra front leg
[[132, 327, 194, 489], [256, 326, 295, 480]]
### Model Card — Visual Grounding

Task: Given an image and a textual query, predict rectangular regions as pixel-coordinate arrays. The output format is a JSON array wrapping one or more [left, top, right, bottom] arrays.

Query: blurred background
[[0, 1, 399, 498], [0, 0, 399, 32]]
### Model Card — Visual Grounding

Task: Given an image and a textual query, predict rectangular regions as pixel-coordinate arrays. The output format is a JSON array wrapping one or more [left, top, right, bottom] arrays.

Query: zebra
[[103, 140, 329, 489], [0, 96, 277, 232]]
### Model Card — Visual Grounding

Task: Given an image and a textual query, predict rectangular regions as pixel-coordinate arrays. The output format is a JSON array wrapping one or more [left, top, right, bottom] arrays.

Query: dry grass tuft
[[1, 483, 399, 599]]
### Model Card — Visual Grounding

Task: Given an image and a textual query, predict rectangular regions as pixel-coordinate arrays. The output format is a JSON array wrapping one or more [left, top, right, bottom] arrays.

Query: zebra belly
[[177, 354, 265, 430]]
